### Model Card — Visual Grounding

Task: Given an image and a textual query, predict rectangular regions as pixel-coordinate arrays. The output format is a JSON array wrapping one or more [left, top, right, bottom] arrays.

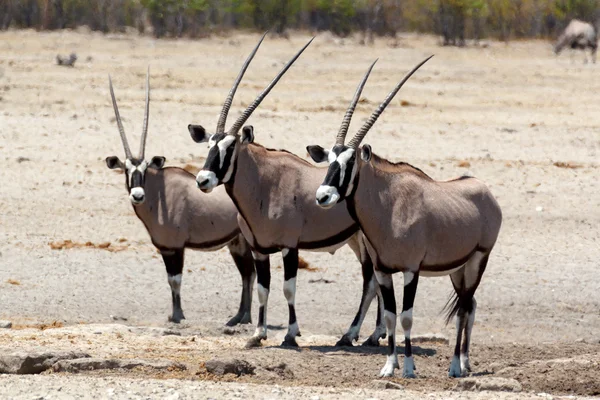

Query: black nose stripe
[[130, 170, 143, 188]]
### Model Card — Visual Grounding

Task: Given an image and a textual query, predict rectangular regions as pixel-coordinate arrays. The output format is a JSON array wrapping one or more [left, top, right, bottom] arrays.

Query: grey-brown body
[[554, 19, 597, 63], [353, 158, 501, 273], [117, 166, 255, 326], [230, 145, 359, 251], [135, 167, 241, 250]]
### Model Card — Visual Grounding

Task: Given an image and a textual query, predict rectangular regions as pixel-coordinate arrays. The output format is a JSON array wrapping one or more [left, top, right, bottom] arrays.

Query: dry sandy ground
[[0, 29, 599, 398]]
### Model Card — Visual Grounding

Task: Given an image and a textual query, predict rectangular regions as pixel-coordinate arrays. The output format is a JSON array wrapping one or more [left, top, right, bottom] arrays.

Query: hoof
[[226, 312, 252, 327], [361, 336, 381, 347], [168, 312, 185, 323], [335, 335, 354, 347], [245, 336, 264, 349], [402, 371, 417, 379], [281, 336, 299, 347], [448, 356, 462, 378], [378, 368, 395, 378]]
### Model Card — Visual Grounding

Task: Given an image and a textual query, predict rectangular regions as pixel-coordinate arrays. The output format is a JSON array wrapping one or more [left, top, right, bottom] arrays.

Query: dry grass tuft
[[553, 161, 582, 169], [49, 240, 129, 252], [6, 279, 21, 285], [457, 160, 471, 168], [298, 256, 320, 272]]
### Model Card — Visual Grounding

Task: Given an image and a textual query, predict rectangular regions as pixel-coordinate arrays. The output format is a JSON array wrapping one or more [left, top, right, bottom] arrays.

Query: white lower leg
[[167, 274, 182, 295], [400, 308, 415, 378], [253, 283, 269, 339], [283, 277, 299, 340], [379, 310, 398, 377]]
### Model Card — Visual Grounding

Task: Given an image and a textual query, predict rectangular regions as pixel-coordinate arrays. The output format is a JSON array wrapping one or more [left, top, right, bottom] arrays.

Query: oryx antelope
[[189, 39, 387, 348], [307, 56, 502, 378], [554, 19, 598, 63], [105, 69, 255, 327]]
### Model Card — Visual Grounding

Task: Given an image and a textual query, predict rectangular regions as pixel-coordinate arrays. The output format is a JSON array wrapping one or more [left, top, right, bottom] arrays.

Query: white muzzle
[[316, 185, 340, 209], [196, 170, 218, 193], [129, 187, 145, 205]]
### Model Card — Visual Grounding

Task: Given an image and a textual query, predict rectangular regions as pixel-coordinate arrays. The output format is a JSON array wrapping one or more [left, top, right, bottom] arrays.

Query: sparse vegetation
[[1, 0, 599, 41]]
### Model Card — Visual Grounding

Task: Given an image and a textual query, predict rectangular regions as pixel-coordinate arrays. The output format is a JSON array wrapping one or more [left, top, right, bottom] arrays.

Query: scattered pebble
[[0, 320, 12, 329], [370, 379, 404, 390], [454, 377, 522, 392]]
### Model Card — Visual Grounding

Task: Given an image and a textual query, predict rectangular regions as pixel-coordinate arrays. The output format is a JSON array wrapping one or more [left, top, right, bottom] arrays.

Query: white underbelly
[[309, 240, 348, 255], [420, 263, 465, 277]]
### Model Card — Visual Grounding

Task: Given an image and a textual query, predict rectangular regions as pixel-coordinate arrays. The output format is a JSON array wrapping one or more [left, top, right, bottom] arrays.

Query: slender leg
[[449, 306, 467, 377], [336, 256, 377, 346], [338, 235, 385, 347], [362, 278, 387, 347], [161, 249, 185, 323], [449, 252, 489, 377], [245, 250, 270, 348], [461, 298, 477, 373], [400, 271, 419, 378], [374, 269, 398, 377], [282, 248, 301, 347], [226, 236, 256, 326], [592, 46, 597, 64]]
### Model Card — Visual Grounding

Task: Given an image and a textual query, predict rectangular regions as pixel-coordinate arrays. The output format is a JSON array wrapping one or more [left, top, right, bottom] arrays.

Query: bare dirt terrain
[[0, 29, 599, 399]]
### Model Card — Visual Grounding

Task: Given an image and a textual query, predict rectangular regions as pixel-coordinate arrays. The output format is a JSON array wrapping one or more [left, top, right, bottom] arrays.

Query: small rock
[[0, 350, 90, 374], [536, 206, 544, 212], [110, 315, 128, 322], [205, 358, 255, 376], [454, 377, 522, 392], [370, 379, 404, 390], [16, 156, 30, 163], [0, 320, 12, 329], [52, 357, 186, 373], [411, 333, 449, 345]]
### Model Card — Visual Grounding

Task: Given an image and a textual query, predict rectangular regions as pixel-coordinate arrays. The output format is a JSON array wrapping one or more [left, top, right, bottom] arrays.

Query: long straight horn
[[139, 66, 150, 159], [227, 37, 315, 136], [347, 55, 434, 149], [108, 74, 133, 159], [216, 31, 268, 134], [336, 59, 377, 146]]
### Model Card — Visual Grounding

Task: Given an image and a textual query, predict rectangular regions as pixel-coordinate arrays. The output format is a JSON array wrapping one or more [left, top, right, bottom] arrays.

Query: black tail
[[442, 291, 460, 325], [442, 291, 475, 325]]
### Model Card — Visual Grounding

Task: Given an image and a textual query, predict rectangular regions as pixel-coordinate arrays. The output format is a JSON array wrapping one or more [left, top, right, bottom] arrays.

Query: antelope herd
[[104, 34, 504, 379]]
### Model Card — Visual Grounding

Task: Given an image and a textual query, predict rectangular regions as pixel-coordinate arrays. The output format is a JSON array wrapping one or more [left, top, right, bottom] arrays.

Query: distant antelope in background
[[554, 19, 597, 63], [308, 56, 502, 378], [105, 68, 255, 327], [189, 38, 387, 348]]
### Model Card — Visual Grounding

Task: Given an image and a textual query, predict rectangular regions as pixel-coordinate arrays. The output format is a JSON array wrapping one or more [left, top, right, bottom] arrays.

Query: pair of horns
[[109, 67, 150, 160], [337, 55, 434, 149], [218, 32, 314, 137]]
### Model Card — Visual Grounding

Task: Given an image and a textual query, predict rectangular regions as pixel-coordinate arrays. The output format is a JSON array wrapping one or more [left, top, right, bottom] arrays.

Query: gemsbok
[[554, 19, 598, 63], [307, 56, 502, 378], [105, 68, 256, 327], [188, 41, 387, 348]]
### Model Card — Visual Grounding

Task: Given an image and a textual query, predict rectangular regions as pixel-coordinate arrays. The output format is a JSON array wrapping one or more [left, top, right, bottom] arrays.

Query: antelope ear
[[360, 144, 372, 162], [241, 125, 254, 144], [149, 156, 165, 169], [306, 145, 329, 163], [105, 156, 124, 170], [188, 124, 208, 143]]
